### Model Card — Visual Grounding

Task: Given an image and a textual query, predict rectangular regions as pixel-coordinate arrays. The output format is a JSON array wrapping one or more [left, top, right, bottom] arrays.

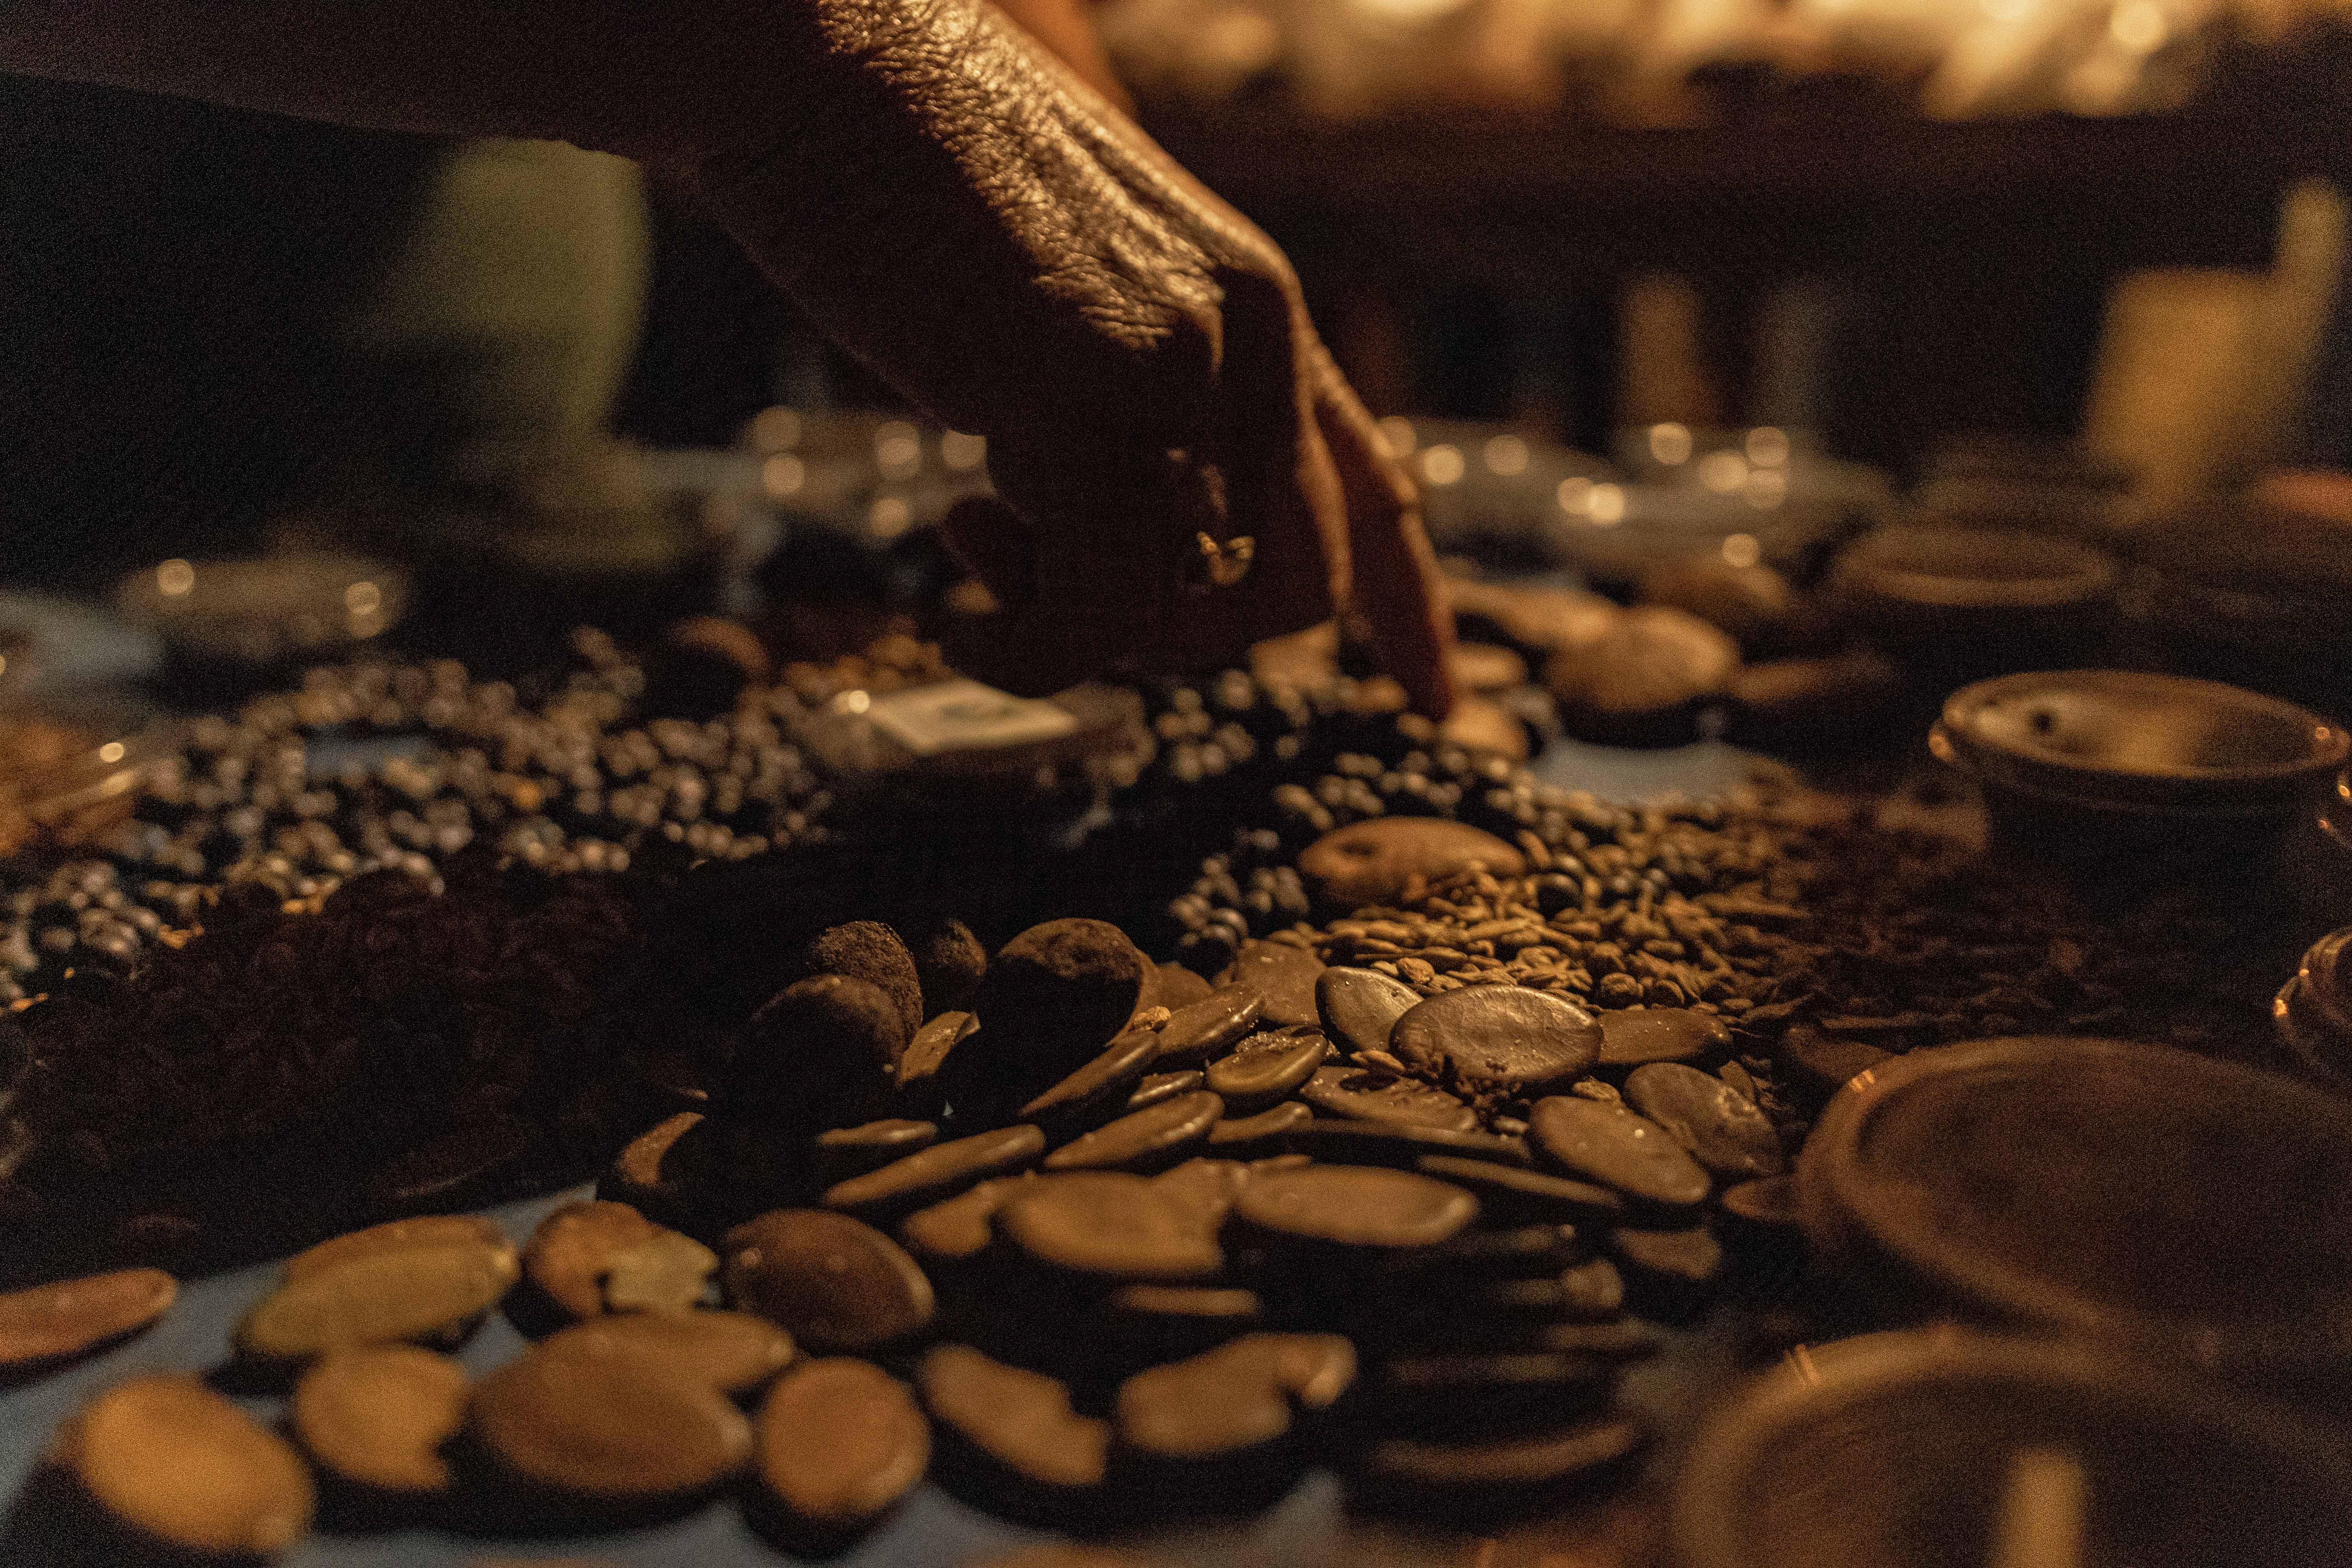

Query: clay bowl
[[1829, 523, 2117, 678], [1796, 1036, 2352, 1406], [1670, 1327, 2352, 1568]]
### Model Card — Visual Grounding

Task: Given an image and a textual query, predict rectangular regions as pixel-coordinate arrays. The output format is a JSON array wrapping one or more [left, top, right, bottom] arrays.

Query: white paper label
[[863, 678, 1081, 757]]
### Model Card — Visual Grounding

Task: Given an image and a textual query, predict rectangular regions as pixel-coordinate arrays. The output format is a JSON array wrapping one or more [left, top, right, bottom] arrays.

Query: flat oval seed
[[1316, 966, 1425, 1057], [1205, 1031, 1330, 1112], [1044, 1091, 1223, 1172], [540, 1311, 795, 1399], [600, 1230, 719, 1315], [1413, 1155, 1626, 1224], [1123, 1069, 1205, 1114], [1720, 1174, 1804, 1232], [470, 1342, 752, 1505], [1287, 1120, 1533, 1169], [1152, 986, 1265, 1067], [1215, 941, 1325, 1027], [1148, 962, 1215, 1012], [523, 1201, 671, 1322], [604, 1112, 707, 1226], [754, 1358, 929, 1538], [0, 1268, 176, 1371], [1527, 1096, 1712, 1209], [823, 1125, 1045, 1214], [291, 1345, 469, 1494], [918, 1345, 1109, 1491], [56, 1372, 314, 1557], [1391, 987, 1601, 1097], [1301, 1067, 1478, 1133], [897, 1177, 1033, 1262], [813, 1120, 940, 1183], [238, 1244, 517, 1365], [1621, 1062, 1785, 1180], [285, 1216, 512, 1282], [1360, 1412, 1646, 1493], [998, 1174, 1223, 1282], [1018, 1030, 1160, 1131], [1597, 1007, 1732, 1070], [1204, 1100, 1314, 1152], [1236, 1165, 1478, 1249], [723, 1210, 935, 1352]]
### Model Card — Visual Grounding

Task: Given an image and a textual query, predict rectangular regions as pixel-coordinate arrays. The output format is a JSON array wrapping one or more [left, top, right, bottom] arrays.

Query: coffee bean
[[238, 1242, 518, 1366], [1298, 819, 1526, 910], [291, 1345, 469, 1496], [1622, 1062, 1785, 1180], [1152, 986, 1266, 1067], [1528, 1096, 1711, 1209], [539, 1310, 796, 1399], [1125, 1069, 1205, 1114], [966, 919, 1150, 1094], [1597, 1007, 1732, 1071], [1114, 1332, 1356, 1462], [1301, 1067, 1479, 1132], [523, 1201, 677, 1323], [603, 1111, 708, 1227], [722, 1210, 935, 1353], [1236, 1165, 1478, 1250], [0, 1267, 176, 1372], [1214, 940, 1325, 1027], [1354, 1412, 1646, 1498], [998, 1174, 1223, 1282], [1018, 1029, 1160, 1132], [813, 1119, 940, 1183], [752, 1357, 929, 1543], [469, 1338, 753, 1510], [1203, 1100, 1314, 1153], [918, 1344, 1110, 1492], [797, 921, 925, 1038], [908, 917, 987, 1016], [53, 1372, 314, 1556], [1045, 1091, 1224, 1172], [733, 975, 909, 1130], [599, 1230, 720, 1315], [1287, 1120, 1534, 1169], [1315, 966, 1424, 1058], [1413, 1155, 1626, 1224], [823, 1124, 1046, 1214], [1391, 987, 1601, 1097], [285, 1215, 513, 1282], [898, 1177, 1033, 1263], [1205, 1029, 1331, 1112], [1147, 962, 1214, 1013]]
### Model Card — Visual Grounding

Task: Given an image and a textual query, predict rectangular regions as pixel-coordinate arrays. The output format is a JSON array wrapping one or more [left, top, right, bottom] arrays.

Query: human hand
[[689, 0, 1455, 714]]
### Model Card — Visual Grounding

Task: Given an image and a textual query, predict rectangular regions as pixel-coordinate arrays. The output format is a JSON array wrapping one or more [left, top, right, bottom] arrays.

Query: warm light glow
[[748, 407, 800, 453], [1587, 483, 1626, 525], [835, 689, 872, 715], [1557, 476, 1593, 513], [1744, 468, 1789, 509], [1648, 423, 1693, 466], [157, 559, 195, 597], [1378, 416, 1418, 459], [876, 421, 922, 479], [98, 742, 125, 764], [1697, 451, 1749, 493], [1348, 0, 1474, 25], [1420, 445, 1465, 486], [343, 581, 381, 616], [2110, 0, 2166, 51], [1721, 532, 1762, 568], [761, 454, 806, 499], [1746, 426, 1791, 467], [941, 431, 987, 471], [1483, 434, 1530, 476], [869, 495, 913, 537]]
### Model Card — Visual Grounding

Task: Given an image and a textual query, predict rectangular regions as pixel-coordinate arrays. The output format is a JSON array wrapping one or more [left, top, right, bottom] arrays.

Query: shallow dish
[[1831, 523, 2116, 676]]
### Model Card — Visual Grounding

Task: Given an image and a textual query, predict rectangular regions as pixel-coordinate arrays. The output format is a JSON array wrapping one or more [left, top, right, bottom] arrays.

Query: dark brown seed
[[1298, 819, 1526, 910], [1528, 1096, 1712, 1209], [539, 1311, 796, 1399], [897, 1177, 1033, 1263], [1203, 1100, 1314, 1152], [967, 919, 1151, 1086], [1597, 1007, 1733, 1071], [1622, 1062, 1785, 1180], [1377, 1223, 1587, 1279], [1391, 987, 1601, 1097], [1147, 962, 1215, 1012], [523, 1201, 679, 1323], [1018, 1029, 1160, 1131], [1488, 1257, 1626, 1320], [1413, 1155, 1626, 1223], [291, 1345, 469, 1495], [824, 1124, 1047, 1214], [53, 1372, 314, 1555], [1301, 1067, 1478, 1132], [722, 1210, 935, 1353], [799, 921, 926, 1038], [1216, 940, 1327, 1028], [753, 1357, 929, 1539], [1358, 1412, 1646, 1493], [1236, 1165, 1478, 1250], [1105, 1283, 1263, 1341], [1205, 1030, 1331, 1112], [897, 1010, 975, 1107], [1114, 1333, 1357, 1461], [734, 974, 909, 1129], [1316, 966, 1426, 1058], [1288, 1120, 1534, 1169], [1124, 1069, 1206, 1114], [237, 1243, 518, 1365], [1151, 1156, 1255, 1230], [1719, 1174, 1804, 1232], [604, 1111, 707, 1225], [1608, 1225, 1724, 1290], [286, 1215, 512, 1282], [1044, 1091, 1224, 1172], [1152, 986, 1265, 1067], [0, 1268, 176, 1372], [918, 1344, 1110, 1491], [813, 1119, 940, 1183], [997, 1174, 1223, 1282], [908, 917, 988, 1016], [1368, 1350, 1615, 1434], [470, 1339, 753, 1505]]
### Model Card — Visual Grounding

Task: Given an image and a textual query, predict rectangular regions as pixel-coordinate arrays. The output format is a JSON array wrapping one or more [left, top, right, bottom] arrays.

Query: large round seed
[[1390, 987, 1600, 1096], [236, 1243, 517, 1365], [291, 1345, 469, 1495], [1236, 1165, 1479, 1249], [470, 1341, 752, 1505], [0, 1268, 176, 1372], [754, 1358, 929, 1538], [53, 1372, 314, 1557], [998, 1174, 1223, 1282], [722, 1210, 935, 1352], [539, 1311, 795, 1399]]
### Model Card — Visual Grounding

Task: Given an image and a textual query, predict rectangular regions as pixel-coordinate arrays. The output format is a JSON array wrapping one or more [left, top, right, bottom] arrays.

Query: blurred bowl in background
[[1830, 522, 2117, 681], [114, 552, 408, 693], [0, 692, 171, 857]]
